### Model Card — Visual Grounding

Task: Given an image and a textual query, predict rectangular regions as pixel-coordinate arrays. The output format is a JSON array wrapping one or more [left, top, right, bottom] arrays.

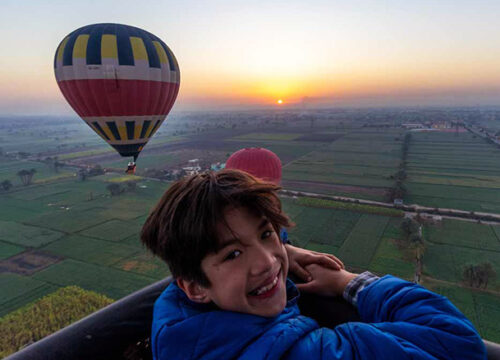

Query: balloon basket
[[126, 162, 137, 175]]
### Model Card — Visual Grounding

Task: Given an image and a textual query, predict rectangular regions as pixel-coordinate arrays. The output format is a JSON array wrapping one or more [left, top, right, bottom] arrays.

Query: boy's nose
[[250, 245, 275, 277]]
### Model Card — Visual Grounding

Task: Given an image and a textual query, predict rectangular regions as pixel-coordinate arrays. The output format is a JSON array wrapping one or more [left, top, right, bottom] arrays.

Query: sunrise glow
[[1, 1, 500, 113]]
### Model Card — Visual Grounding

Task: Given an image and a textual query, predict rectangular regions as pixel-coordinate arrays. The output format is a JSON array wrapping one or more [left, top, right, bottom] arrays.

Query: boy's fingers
[[295, 281, 317, 293], [290, 263, 312, 282], [307, 251, 345, 270], [317, 255, 341, 270], [326, 254, 345, 269]]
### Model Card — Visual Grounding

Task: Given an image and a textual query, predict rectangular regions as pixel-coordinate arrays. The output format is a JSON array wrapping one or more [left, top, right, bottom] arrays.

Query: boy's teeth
[[253, 276, 278, 296]]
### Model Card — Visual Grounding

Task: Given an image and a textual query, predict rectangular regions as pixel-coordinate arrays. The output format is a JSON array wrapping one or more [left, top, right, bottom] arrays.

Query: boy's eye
[[262, 230, 273, 239], [224, 250, 241, 261]]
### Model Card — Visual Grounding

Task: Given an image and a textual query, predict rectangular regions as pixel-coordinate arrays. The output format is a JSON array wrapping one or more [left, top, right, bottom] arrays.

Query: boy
[[141, 169, 486, 359]]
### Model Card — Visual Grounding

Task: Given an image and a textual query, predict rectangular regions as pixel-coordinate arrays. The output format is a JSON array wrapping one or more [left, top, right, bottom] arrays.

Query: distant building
[[183, 159, 201, 175], [182, 165, 201, 176], [431, 122, 451, 129], [402, 123, 424, 129], [210, 162, 226, 171]]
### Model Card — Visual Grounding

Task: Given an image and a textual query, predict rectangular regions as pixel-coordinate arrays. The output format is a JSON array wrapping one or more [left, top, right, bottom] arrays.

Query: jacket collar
[[152, 278, 307, 359]]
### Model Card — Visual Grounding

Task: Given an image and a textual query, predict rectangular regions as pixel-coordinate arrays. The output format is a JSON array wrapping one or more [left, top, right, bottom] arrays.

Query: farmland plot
[[282, 130, 402, 200], [425, 219, 500, 251], [32, 259, 156, 300], [406, 132, 500, 212], [0, 274, 56, 316], [0, 220, 64, 248], [79, 219, 142, 242], [0, 241, 25, 260], [288, 207, 333, 248], [41, 235, 140, 266], [113, 252, 170, 280], [231, 133, 303, 141], [368, 218, 414, 280], [338, 214, 389, 269], [423, 243, 500, 290], [0, 159, 75, 187]]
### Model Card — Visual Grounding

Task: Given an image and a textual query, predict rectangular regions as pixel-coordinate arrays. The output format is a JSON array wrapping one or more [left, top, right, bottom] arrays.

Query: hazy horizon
[[1, 0, 500, 115]]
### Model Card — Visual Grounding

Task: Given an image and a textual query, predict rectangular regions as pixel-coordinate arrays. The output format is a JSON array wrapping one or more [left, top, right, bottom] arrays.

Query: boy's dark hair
[[141, 169, 293, 287]]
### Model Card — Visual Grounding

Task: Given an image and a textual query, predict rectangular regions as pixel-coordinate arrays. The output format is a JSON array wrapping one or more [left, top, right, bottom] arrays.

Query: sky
[[1, 0, 500, 114]]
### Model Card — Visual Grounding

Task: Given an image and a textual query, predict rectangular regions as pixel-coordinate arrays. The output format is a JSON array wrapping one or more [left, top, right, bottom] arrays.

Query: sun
[[277, 99, 283, 105]]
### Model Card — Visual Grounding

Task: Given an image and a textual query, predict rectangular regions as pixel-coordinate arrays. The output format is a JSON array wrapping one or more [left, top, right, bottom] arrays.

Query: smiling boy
[[142, 169, 486, 360]]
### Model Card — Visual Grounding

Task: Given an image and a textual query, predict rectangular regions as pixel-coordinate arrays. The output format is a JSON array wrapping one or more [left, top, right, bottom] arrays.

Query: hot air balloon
[[225, 147, 282, 184], [54, 23, 180, 173]]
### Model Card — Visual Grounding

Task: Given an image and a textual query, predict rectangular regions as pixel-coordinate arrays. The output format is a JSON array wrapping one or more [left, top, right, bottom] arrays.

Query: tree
[[1, 179, 12, 191], [463, 262, 496, 289], [401, 218, 421, 243], [17, 168, 36, 186], [88, 165, 105, 177], [54, 161, 64, 173], [106, 183, 121, 196], [125, 181, 137, 192], [46, 156, 63, 173], [77, 169, 87, 181]]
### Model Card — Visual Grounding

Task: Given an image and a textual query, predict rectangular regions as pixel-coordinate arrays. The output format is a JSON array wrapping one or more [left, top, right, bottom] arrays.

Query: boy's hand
[[285, 244, 344, 282], [296, 265, 357, 297]]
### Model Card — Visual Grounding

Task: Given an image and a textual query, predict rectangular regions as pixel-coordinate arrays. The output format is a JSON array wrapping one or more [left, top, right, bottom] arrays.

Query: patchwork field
[[0, 175, 171, 318], [282, 130, 403, 201], [0, 158, 76, 187], [283, 198, 500, 342], [2, 118, 500, 346], [406, 131, 500, 212]]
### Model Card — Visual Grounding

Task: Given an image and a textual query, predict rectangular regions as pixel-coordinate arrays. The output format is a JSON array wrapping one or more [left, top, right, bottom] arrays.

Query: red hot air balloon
[[225, 148, 282, 184], [54, 23, 180, 173]]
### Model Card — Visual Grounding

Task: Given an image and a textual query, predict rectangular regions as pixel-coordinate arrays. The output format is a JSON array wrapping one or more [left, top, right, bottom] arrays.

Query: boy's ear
[[177, 278, 211, 303]]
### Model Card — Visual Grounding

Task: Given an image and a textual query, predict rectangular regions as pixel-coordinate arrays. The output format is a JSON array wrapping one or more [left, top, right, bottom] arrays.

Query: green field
[[296, 196, 403, 217], [337, 215, 389, 269], [425, 219, 500, 251], [423, 242, 500, 291], [219, 138, 323, 164], [282, 130, 402, 200], [0, 158, 76, 187], [41, 235, 140, 266], [32, 259, 156, 300], [113, 252, 170, 279], [101, 153, 178, 169], [0, 241, 24, 260], [0, 286, 114, 358], [1, 165, 500, 343], [1, 122, 500, 344], [0, 173, 169, 319], [230, 132, 303, 141], [406, 132, 500, 212], [0, 220, 64, 247], [368, 218, 414, 279], [0, 274, 57, 316]]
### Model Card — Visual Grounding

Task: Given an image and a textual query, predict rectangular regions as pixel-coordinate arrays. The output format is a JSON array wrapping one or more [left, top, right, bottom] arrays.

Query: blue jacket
[[152, 276, 486, 359]]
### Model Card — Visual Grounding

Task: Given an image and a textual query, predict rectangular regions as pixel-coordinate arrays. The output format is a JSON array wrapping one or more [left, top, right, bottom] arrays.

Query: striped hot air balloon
[[225, 147, 282, 185], [54, 23, 180, 163]]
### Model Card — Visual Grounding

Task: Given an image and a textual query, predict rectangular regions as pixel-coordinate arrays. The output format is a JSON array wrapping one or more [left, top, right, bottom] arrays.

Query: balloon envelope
[[226, 147, 282, 184], [54, 23, 180, 159]]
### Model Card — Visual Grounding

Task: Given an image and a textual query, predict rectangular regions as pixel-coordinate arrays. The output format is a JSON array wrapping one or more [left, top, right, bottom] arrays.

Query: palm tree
[[1, 179, 12, 191]]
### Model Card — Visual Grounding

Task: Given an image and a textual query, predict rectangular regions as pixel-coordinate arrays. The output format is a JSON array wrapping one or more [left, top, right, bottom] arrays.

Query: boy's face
[[200, 206, 289, 317]]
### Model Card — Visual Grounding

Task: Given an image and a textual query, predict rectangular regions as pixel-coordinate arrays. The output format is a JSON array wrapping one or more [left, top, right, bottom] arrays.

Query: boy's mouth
[[248, 269, 281, 297]]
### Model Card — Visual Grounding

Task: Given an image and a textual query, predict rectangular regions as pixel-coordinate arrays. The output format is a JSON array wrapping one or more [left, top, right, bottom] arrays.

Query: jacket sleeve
[[287, 275, 487, 360]]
